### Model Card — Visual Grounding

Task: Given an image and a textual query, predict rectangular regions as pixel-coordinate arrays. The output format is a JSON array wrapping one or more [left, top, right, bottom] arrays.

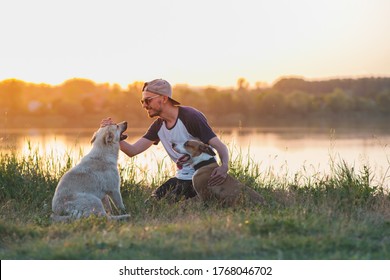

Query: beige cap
[[142, 79, 180, 105]]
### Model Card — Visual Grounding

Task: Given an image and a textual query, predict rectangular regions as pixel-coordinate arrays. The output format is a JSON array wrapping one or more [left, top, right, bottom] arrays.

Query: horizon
[[1, 0, 389, 88], [1, 74, 389, 90]]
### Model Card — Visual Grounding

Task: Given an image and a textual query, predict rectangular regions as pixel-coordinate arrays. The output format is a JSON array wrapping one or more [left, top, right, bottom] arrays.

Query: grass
[[0, 144, 389, 259]]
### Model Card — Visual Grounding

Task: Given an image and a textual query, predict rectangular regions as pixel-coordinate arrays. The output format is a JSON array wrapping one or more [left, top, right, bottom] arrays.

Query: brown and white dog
[[51, 122, 131, 222], [172, 140, 265, 206]]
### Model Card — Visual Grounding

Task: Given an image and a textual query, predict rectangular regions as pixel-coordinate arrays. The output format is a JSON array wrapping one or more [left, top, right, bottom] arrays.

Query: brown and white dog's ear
[[90, 132, 97, 144], [200, 143, 216, 156], [104, 131, 115, 144]]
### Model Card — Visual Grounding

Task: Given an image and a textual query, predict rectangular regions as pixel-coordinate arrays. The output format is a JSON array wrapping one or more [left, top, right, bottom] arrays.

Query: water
[[1, 126, 389, 187]]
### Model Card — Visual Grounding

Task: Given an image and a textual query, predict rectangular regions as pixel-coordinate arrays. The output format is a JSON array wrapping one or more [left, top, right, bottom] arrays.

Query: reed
[[0, 142, 389, 259]]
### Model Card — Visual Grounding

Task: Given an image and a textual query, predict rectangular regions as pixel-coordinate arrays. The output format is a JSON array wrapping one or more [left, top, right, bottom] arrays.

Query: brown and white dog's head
[[91, 121, 128, 146], [172, 140, 216, 167]]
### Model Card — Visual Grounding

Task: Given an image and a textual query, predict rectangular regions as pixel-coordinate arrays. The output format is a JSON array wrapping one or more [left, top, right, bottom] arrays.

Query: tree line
[[0, 77, 389, 128]]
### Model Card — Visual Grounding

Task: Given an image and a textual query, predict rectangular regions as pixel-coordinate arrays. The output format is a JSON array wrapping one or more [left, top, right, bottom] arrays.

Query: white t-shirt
[[142, 106, 217, 180]]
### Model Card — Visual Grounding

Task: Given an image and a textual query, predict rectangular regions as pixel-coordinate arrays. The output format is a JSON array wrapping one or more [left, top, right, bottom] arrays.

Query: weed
[[0, 142, 389, 259]]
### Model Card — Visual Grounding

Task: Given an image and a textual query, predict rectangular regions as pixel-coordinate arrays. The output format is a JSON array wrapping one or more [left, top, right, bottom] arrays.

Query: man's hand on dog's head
[[101, 117, 115, 127]]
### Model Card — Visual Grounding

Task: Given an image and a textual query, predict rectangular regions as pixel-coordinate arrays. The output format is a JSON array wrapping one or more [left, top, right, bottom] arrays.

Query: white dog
[[51, 122, 130, 222]]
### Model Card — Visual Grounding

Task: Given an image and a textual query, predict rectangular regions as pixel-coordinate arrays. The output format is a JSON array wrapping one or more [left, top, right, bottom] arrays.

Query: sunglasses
[[140, 95, 160, 105]]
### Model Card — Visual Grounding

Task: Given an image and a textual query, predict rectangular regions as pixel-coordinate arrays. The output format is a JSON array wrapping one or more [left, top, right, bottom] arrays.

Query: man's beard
[[147, 107, 162, 118]]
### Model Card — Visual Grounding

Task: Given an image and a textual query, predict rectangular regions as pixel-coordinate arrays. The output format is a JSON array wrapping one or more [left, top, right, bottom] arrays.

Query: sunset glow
[[1, 0, 389, 87]]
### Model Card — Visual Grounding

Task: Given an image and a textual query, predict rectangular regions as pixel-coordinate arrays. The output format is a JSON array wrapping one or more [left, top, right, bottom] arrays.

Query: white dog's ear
[[104, 131, 115, 144], [91, 132, 97, 144], [200, 144, 216, 156]]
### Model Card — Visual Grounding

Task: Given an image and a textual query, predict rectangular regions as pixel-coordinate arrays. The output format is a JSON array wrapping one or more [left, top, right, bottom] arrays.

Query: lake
[[1, 126, 389, 188]]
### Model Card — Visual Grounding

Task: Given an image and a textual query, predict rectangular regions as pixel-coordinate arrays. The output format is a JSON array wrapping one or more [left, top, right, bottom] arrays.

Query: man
[[102, 79, 229, 201]]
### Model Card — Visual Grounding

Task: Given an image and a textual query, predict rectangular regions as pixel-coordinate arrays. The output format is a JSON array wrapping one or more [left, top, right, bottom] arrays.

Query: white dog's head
[[91, 121, 128, 146], [172, 140, 216, 167]]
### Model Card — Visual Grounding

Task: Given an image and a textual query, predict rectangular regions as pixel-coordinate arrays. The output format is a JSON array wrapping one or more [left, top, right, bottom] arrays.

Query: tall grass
[[0, 142, 389, 259]]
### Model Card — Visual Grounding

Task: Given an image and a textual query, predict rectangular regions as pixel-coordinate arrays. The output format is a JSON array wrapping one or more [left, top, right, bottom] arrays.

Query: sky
[[0, 0, 389, 88]]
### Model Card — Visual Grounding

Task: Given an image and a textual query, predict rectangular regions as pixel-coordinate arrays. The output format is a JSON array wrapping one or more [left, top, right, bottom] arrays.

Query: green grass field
[[0, 145, 389, 259]]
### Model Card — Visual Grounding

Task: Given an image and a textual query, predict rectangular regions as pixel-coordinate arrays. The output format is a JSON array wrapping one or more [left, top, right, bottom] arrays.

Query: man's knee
[[154, 178, 196, 201], [152, 178, 178, 199]]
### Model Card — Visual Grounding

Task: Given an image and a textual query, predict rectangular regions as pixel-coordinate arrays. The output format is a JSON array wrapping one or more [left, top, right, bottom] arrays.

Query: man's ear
[[104, 131, 115, 144], [90, 132, 97, 144], [200, 144, 216, 156]]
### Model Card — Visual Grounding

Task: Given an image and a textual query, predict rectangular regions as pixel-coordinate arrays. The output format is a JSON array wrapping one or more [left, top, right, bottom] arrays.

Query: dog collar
[[194, 158, 217, 171]]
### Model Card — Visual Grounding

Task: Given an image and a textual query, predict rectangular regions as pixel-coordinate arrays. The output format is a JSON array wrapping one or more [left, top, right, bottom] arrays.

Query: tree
[[0, 79, 25, 114], [259, 91, 287, 117], [59, 78, 97, 102], [237, 77, 249, 92], [325, 88, 352, 113], [376, 89, 390, 114], [285, 91, 313, 115]]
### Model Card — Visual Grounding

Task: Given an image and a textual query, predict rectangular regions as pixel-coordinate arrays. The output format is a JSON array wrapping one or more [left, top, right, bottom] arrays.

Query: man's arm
[[101, 117, 153, 157], [120, 137, 153, 157], [208, 136, 229, 186]]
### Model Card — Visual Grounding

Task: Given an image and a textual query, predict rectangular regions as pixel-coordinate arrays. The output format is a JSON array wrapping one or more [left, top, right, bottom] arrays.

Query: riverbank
[[1, 148, 389, 259]]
